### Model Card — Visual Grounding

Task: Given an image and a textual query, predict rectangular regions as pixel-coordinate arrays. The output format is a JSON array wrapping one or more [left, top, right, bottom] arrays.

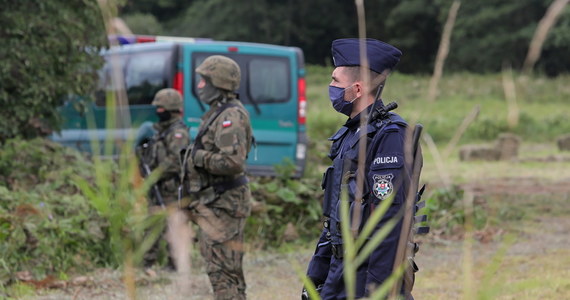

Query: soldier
[[138, 88, 190, 267], [304, 38, 423, 299], [183, 55, 252, 300]]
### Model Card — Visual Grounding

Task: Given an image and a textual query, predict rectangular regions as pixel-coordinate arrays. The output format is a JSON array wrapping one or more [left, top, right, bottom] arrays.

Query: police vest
[[321, 113, 408, 245]]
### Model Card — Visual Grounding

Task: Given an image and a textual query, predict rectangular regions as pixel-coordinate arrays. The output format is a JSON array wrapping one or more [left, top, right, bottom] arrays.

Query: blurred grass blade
[[462, 190, 475, 300], [340, 188, 356, 300], [522, 0, 569, 74], [423, 133, 452, 189], [502, 66, 519, 129], [104, 91, 117, 157], [443, 105, 480, 158], [355, 194, 395, 251], [427, 0, 461, 102], [133, 213, 167, 263], [354, 215, 399, 268], [368, 264, 405, 300], [296, 264, 321, 300], [477, 234, 516, 299]]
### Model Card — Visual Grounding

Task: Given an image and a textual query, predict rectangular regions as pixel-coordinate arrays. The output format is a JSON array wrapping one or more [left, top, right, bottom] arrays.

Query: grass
[[420, 143, 570, 185]]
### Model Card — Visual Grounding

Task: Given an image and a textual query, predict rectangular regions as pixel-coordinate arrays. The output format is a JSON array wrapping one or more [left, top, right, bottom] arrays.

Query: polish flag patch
[[174, 133, 183, 139], [222, 120, 232, 128]]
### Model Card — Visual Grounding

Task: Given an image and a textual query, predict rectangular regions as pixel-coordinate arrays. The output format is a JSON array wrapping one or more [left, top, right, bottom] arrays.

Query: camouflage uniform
[[143, 88, 189, 205], [140, 88, 190, 265], [185, 55, 252, 300]]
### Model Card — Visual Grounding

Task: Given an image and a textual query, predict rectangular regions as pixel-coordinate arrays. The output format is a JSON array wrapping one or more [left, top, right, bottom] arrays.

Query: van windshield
[[193, 53, 290, 105], [96, 50, 173, 106]]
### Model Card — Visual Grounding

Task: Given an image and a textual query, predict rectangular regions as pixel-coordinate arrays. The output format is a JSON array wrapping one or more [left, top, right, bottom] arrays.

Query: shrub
[[424, 185, 488, 236], [0, 139, 111, 286], [0, 0, 106, 142], [247, 159, 323, 248]]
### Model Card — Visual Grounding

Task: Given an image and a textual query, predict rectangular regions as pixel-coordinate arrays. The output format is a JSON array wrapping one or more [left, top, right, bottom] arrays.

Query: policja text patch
[[372, 153, 403, 169]]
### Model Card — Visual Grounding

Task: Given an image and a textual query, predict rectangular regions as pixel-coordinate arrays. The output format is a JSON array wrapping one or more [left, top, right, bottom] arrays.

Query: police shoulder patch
[[372, 173, 394, 200]]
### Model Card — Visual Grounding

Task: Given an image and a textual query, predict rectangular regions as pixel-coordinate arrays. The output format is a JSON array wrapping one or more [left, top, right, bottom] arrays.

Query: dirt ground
[[19, 144, 570, 299], [22, 178, 569, 300]]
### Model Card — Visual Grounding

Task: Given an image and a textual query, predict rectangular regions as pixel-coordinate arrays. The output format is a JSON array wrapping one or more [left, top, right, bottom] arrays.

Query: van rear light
[[173, 71, 183, 95], [297, 78, 306, 125], [136, 36, 156, 43], [228, 46, 239, 52]]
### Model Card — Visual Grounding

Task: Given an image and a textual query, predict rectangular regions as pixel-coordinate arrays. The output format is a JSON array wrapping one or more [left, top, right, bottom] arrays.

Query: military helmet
[[195, 55, 241, 92], [151, 88, 183, 111]]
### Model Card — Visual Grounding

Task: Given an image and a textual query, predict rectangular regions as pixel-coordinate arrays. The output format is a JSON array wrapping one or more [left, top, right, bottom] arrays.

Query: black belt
[[212, 176, 249, 194]]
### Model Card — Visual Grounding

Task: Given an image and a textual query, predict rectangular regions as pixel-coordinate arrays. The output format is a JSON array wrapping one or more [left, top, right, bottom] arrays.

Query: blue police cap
[[331, 38, 402, 74]]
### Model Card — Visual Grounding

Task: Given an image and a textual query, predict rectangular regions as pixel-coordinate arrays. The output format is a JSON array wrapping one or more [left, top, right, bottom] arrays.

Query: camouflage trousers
[[193, 203, 247, 300], [143, 196, 178, 267]]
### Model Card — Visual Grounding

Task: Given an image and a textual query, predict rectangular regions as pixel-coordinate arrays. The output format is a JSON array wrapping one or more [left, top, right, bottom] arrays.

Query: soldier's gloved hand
[[192, 149, 207, 168]]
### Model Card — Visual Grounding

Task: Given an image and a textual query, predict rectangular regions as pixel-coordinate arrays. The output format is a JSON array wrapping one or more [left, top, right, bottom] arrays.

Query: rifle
[[136, 141, 166, 209], [367, 78, 398, 125]]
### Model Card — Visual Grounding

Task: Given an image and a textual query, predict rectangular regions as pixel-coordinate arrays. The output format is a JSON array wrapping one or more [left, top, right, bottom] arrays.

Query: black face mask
[[156, 110, 172, 122]]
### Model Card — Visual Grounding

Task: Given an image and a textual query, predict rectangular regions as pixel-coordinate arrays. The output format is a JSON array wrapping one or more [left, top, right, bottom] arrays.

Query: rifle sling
[[191, 102, 238, 157]]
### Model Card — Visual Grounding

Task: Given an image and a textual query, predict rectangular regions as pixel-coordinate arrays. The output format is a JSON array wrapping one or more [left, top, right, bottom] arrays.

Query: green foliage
[[424, 186, 488, 235], [74, 141, 166, 268], [0, 136, 167, 292], [247, 159, 322, 248], [384, 0, 442, 73], [448, 0, 570, 75], [152, 0, 357, 64], [2, 282, 35, 299], [121, 0, 192, 22], [122, 13, 164, 35], [0, 139, 109, 286], [121, 0, 570, 74], [0, 0, 107, 142]]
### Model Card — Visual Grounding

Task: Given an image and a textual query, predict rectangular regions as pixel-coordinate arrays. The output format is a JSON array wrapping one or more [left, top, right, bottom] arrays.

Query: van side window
[[125, 51, 171, 105], [193, 53, 290, 104], [249, 58, 289, 103], [95, 50, 172, 106]]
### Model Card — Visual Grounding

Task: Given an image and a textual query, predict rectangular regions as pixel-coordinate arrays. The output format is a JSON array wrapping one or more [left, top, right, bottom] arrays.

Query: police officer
[[139, 88, 190, 266], [185, 55, 252, 300], [304, 38, 421, 299]]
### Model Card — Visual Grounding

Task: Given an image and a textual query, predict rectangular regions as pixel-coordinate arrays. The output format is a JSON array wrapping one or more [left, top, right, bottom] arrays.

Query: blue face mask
[[329, 85, 356, 117]]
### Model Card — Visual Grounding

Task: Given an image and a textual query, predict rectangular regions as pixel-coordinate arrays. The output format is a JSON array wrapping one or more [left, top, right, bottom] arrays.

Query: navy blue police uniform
[[305, 38, 420, 300]]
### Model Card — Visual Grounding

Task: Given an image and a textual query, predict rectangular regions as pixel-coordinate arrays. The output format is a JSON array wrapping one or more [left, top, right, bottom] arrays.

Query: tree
[[445, 0, 570, 74], [0, 0, 107, 142], [119, 0, 570, 74], [121, 0, 193, 23], [382, 0, 442, 73], [168, 0, 357, 65]]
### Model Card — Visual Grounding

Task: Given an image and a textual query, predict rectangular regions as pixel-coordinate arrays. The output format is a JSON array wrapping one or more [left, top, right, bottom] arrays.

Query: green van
[[51, 36, 307, 177]]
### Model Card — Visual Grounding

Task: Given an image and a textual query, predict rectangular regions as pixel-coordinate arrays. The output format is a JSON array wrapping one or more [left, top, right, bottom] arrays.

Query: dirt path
[[24, 179, 570, 300]]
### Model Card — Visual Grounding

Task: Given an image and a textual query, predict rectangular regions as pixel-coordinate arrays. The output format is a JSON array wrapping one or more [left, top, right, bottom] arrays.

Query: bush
[[0, 139, 111, 286], [247, 159, 323, 248], [424, 185, 488, 236], [0, 0, 106, 141]]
